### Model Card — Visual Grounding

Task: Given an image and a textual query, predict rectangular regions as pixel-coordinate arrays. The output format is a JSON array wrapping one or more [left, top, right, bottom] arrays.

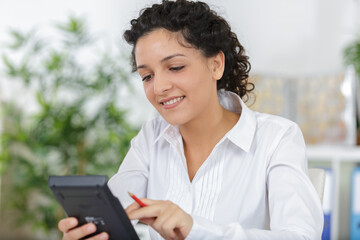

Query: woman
[[58, 1, 323, 239]]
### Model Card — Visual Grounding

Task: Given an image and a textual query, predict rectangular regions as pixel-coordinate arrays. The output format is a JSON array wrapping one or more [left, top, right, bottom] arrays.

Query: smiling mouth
[[161, 96, 185, 106]]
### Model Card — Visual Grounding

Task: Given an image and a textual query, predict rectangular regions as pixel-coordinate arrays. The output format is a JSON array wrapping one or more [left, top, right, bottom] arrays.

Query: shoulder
[[255, 112, 297, 130], [255, 112, 298, 131], [253, 111, 305, 148]]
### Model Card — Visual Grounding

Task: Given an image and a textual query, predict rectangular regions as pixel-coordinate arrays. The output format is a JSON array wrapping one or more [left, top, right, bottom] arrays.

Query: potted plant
[[0, 16, 139, 238]]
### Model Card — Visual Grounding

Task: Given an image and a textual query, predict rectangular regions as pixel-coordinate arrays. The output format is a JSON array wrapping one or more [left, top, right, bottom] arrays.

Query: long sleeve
[[108, 125, 150, 209], [187, 216, 315, 240], [186, 123, 323, 240]]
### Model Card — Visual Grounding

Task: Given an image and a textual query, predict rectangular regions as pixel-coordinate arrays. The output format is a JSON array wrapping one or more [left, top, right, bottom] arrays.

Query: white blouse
[[108, 90, 324, 240]]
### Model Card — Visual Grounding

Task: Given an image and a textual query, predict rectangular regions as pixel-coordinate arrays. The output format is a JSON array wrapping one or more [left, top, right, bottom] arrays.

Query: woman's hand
[[58, 217, 109, 240], [126, 199, 193, 240]]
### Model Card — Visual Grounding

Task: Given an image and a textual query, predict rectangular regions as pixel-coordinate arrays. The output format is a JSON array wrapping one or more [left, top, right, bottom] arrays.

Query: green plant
[[344, 37, 360, 142], [344, 38, 360, 77], [0, 16, 139, 237]]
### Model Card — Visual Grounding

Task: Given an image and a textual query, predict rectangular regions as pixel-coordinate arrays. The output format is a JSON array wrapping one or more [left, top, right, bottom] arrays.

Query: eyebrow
[[137, 53, 186, 69]]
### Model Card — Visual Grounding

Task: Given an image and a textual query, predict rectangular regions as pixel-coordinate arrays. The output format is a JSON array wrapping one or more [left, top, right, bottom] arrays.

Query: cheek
[[143, 83, 156, 103]]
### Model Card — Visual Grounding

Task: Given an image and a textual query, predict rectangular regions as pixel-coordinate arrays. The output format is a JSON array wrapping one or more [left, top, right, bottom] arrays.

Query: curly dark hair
[[124, 0, 254, 100]]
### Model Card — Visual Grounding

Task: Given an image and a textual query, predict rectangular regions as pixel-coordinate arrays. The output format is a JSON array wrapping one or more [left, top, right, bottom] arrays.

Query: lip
[[159, 96, 185, 110]]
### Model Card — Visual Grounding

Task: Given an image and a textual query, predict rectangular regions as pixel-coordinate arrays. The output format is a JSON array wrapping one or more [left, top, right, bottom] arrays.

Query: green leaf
[[2, 54, 17, 76], [45, 51, 64, 71], [56, 16, 92, 46], [19, 61, 32, 85], [32, 39, 45, 53], [6, 29, 30, 49], [344, 40, 360, 76]]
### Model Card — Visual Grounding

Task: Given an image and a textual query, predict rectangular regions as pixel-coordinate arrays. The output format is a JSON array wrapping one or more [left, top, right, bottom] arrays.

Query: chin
[[160, 114, 188, 126], [163, 118, 184, 126]]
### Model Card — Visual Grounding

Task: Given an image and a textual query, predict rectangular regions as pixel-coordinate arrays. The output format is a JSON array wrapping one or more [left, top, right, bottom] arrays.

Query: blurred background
[[0, 0, 359, 239]]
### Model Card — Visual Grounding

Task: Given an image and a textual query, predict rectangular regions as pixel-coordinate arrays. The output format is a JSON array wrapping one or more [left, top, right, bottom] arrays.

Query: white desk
[[307, 145, 360, 240]]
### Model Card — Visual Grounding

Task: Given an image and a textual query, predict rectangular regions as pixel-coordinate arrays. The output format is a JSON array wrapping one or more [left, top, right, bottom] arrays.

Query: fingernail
[[99, 232, 108, 240], [87, 224, 96, 232], [69, 218, 77, 226]]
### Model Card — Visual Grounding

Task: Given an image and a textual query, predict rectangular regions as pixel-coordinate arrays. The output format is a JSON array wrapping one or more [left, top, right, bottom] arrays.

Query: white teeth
[[163, 96, 184, 105]]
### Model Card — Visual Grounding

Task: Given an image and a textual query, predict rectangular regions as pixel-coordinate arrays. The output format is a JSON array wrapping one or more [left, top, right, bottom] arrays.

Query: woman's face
[[134, 28, 223, 126]]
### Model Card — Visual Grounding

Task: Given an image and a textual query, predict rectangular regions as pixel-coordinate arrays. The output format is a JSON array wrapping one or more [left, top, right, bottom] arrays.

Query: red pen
[[128, 192, 147, 207]]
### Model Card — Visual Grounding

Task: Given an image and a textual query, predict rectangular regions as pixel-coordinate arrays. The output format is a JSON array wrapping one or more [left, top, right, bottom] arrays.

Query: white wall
[[210, 0, 359, 76], [0, 0, 359, 124], [0, 0, 159, 125]]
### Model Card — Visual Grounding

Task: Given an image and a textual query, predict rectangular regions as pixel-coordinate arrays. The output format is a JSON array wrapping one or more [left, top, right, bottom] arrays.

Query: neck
[[179, 98, 240, 182], [179, 103, 239, 150]]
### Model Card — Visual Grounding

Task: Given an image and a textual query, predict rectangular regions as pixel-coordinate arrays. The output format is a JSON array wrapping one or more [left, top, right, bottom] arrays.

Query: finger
[[127, 202, 163, 220], [65, 223, 97, 240], [155, 206, 192, 240], [128, 197, 160, 207], [136, 198, 159, 205], [58, 217, 78, 233], [161, 213, 184, 240], [125, 202, 141, 215], [151, 206, 176, 232], [170, 209, 193, 239], [85, 232, 109, 240], [128, 200, 177, 221], [125, 197, 159, 212], [139, 217, 156, 226], [152, 208, 178, 239], [170, 210, 193, 239], [174, 228, 185, 240]]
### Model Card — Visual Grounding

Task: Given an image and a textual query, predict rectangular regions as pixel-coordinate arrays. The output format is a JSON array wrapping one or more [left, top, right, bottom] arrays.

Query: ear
[[210, 51, 225, 81]]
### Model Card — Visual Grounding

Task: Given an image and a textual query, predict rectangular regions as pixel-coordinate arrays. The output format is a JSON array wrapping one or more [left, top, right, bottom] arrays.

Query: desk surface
[[307, 145, 360, 161]]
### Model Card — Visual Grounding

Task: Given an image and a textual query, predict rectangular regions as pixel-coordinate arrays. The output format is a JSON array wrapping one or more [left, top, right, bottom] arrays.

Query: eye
[[142, 74, 153, 82], [169, 66, 185, 71]]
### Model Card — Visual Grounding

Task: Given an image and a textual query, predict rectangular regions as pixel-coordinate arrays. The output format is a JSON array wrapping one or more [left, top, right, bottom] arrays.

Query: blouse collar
[[155, 90, 257, 153]]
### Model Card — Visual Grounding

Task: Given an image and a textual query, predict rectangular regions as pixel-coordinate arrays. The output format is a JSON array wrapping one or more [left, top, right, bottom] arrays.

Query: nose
[[153, 73, 172, 95]]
